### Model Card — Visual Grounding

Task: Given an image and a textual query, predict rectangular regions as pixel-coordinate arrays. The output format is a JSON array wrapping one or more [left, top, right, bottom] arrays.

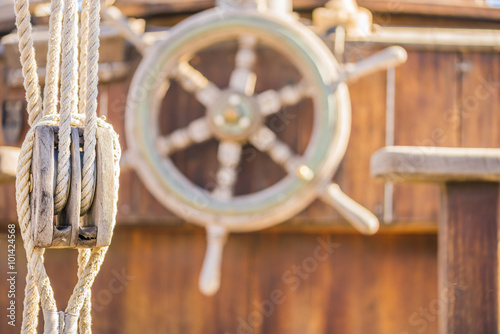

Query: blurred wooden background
[[1, 1, 500, 333]]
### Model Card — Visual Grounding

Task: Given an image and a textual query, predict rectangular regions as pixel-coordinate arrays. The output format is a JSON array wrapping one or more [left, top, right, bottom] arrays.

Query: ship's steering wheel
[[124, 2, 406, 295]]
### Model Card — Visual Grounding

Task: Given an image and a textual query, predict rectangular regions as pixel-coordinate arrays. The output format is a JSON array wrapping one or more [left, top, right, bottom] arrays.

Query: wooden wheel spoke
[[229, 35, 258, 95], [256, 80, 311, 116], [173, 61, 221, 107], [248, 126, 299, 172], [156, 117, 212, 156], [212, 141, 243, 200]]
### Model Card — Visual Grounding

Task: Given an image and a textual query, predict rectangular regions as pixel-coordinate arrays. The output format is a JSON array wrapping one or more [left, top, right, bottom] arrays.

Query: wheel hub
[[207, 90, 262, 142]]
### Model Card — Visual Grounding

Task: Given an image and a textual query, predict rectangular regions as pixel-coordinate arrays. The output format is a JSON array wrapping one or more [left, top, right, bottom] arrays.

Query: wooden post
[[371, 146, 500, 334], [441, 182, 498, 333]]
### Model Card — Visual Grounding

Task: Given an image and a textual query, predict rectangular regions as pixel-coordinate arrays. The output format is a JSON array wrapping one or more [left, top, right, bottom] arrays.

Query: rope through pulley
[[13, 0, 121, 331]]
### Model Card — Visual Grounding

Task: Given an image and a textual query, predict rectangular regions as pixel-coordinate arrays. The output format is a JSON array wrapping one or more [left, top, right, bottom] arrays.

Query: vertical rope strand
[[55, 0, 79, 213], [67, 247, 108, 316], [43, 0, 63, 116], [81, 0, 100, 213], [79, 0, 89, 115], [77, 249, 92, 333], [78, 0, 93, 329], [16, 130, 58, 334], [78, 291, 93, 334], [13, 0, 42, 126], [21, 271, 40, 332], [15, 133, 41, 333], [78, 0, 97, 330]]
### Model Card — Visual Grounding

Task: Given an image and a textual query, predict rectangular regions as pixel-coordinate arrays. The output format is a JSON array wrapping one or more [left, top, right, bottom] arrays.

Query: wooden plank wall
[[0, 8, 499, 334], [111, 0, 500, 21], [2, 230, 438, 334]]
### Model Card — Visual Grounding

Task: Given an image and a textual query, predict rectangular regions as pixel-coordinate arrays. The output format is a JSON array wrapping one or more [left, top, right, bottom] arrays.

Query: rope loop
[[16, 112, 120, 333], [12, 0, 120, 330]]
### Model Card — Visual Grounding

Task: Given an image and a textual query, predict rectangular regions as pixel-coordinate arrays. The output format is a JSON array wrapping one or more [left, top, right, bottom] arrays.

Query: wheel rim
[[125, 9, 350, 231]]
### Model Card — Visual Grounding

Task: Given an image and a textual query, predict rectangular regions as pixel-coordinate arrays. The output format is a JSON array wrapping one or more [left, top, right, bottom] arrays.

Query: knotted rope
[[13, 0, 121, 331]]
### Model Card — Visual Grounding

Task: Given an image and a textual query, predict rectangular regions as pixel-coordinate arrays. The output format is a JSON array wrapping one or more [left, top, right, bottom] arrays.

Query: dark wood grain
[[111, 0, 500, 22], [459, 53, 500, 148], [0, 228, 439, 334], [439, 182, 499, 334], [358, 0, 500, 21], [392, 51, 459, 224], [328, 46, 387, 225], [0, 36, 498, 231], [1, 7, 500, 334], [0, 49, 497, 232]]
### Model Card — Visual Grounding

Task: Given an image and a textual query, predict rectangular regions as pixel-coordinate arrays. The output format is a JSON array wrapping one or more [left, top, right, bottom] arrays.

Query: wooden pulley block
[[31, 125, 117, 248]]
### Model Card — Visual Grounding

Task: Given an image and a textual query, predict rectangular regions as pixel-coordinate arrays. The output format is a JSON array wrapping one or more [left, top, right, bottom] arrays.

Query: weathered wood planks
[[440, 182, 499, 334], [0, 227, 439, 334], [371, 146, 500, 333]]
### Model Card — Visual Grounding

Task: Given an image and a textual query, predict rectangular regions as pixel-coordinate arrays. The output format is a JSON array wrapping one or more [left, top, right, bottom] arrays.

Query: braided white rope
[[13, 0, 120, 330], [77, 248, 92, 333], [78, 0, 94, 329], [13, 0, 56, 332], [54, 0, 79, 214], [79, 0, 89, 118], [13, 0, 42, 126], [16, 114, 121, 333], [81, 0, 100, 214], [42, 0, 63, 117]]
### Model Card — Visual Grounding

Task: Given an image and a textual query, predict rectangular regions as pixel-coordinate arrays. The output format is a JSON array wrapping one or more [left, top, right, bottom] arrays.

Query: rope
[[16, 114, 121, 334], [54, 0, 79, 214], [77, 249, 92, 334], [77, 0, 93, 327], [42, 0, 62, 117], [13, 0, 121, 330], [13, 0, 57, 330], [79, 0, 89, 118], [14, 0, 42, 126], [81, 0, 100, 214]]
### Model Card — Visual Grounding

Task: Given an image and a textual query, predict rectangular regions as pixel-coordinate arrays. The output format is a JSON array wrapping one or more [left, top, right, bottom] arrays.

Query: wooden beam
[[357, 0, 500, 22], [109, 0, 500, 21], [371, 146, 500, 183], [296, 0, 500, 21], [440, 182, 499, 333], [0, 0, 498, 27], [347, 27, 500, 52], [371, 146, 500, 333]]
